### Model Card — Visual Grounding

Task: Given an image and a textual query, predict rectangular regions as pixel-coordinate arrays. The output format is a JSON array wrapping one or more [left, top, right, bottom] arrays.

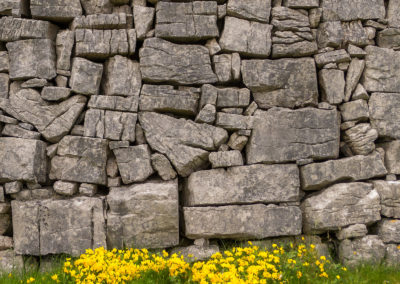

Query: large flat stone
[[226, 0, 271, 22], [70, 57, 103, 96], [30, 0, 82, 22], [372, 181, 400, 218], [339, 236, 385, 267], [107, 179, 179, 249], [184, 205, 302, 239], [12, 197, 106, 256], [246, 108, 340, 164], [300, 152, 387, 190], [241, 58, 318, 109], [0, 17, 58, 42], [88, 95, 138, 112], [0, 138, 46, 183], [301, 183, 381, 234], [321, 0, 385, 21], [377, 219, 400, 243], [369, 93, 400, 139], [71, 13, 130, 30], [139, 38, 217, 85]]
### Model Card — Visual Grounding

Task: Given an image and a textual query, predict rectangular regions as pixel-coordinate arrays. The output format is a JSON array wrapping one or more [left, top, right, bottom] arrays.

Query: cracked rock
[[321, 0, 385, 22], [226, 0, 271, 22], [70, 57, 103, 96], [372, 180, 400, 218], [377, 219, 400, 243], [343, 123, 378, 156], [71, 13, 130, 30], [151, 153, 177, 181], [208, 150, 243, 168], [339, 236, 385, 267], [0, 17, 58, 42], [30, 0, 82, 22], [369, 92, 400, 139]]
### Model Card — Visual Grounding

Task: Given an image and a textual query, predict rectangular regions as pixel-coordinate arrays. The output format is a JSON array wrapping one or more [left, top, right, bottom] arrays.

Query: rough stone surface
[[388, 0, 400, 28], [369, 93, 400, 139], [41, 87, 71, 102], [373, 181, 400, 218], [321, 0, 386, 21], [53, 181, 78, 196], [343, 123, 378, 155], [340, 99, 369, 122], [377, 219, 400, 243], [151, 153, 177, 181], [339, 236, 385, 267], [0, 0, 29, 17], [0, 74, 9, 99], [134, 6, 154, 39], [319, 69, 345, 104], [88, 95, 138, 112], [385, 244, 400, 266], [208, 151, 243, 168], [336, 224, 368, 240], [71, 13, 129, 30], [30, 0, 82, 22], [70, 58, 103, 96], [56, 30, 74, 72], [379, 141, 400, 175], [0, 17, 58, 42], [80, 0, 113, 15], [226, 0, 271, 22], [0, 250, 23, 273]]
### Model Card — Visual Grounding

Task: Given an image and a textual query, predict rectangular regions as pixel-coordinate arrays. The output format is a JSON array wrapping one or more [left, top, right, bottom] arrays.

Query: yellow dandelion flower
[[51, 274, 58, 281], [297, 271, 302, 278]]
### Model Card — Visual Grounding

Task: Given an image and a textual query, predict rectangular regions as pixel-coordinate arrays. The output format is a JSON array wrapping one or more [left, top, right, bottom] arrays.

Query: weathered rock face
[[377, 28, 400, 49], [139, 38, 217, 85], [88, 95, 138, 112], [377, 219, 400, 243], [379, 141, 400, 175], [343, 123, 378, 155], [336, 224, 368, 240], [30, 0, 82, 22], [0, 0, 29, 17], [71, 13, 130, 30], [0, 17, 58, 42], [70, 57, 103, 96], [247, 108, 340, 164], [226, 0, 271, 22], [388, 0, 400, 28], [241, 58, 318, 109], [372, 181, 400, 218], [321, 0, 385, 21], [338, 236, 385, 267], [80, 0, 112, 15], [12, 197, 106, 256], [184, 205, 302, 239], [107, 179, 179, 249], [369, 93, 400, 139], [301, 183, 381, 233]]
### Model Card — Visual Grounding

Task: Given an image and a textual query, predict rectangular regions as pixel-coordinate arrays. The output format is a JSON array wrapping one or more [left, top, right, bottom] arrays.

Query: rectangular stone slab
[[185, 164, 299, 206], [0, 17, 58, 42], [321, 0, 385, 21], [183, 205, 302, 239], [369, 93, 400, 139]]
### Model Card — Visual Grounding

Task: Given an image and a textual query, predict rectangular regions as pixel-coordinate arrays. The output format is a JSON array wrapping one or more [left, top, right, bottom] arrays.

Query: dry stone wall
[[0, 0, 399, 270]]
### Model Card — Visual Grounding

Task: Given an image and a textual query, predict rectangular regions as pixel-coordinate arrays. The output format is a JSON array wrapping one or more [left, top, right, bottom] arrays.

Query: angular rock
[[271, 7, 310, 32], [379, 141, 400, 175], [339, 236, 385, 267], [0, 17, 58, 42], [12, 197, 106, 256], [321, 0, 386, 21], [220, 16, 272, 57], [242, 58, 318, 109], [385, 244, 400, 266], [340, 99, 369, 122], [79, 183, 97, 197], [155, 1, 218, 41], [373, 181, 400, 218], [53, 180, 78, 196], [352, 84, 369, 100], [2, 124, 41, 140], [226, 0, 271, 22], [80, 0, 112, 15], [343, 123, 378, 155], [0, 73, 8, 99], [20, 78, 49, 89], [195, 104, 216, 124], [0, 250, 23, 273], [205, 38, 221, 55], [377, 219, 400, 243], [369, 93, 400, 139], [184, 205, 302, 239], [41, 87, 70, 102], [215, 113, 253, 131], [185, 164, 299, 206], [345, 58, 365, 102], [215, 88, 250, 108], [134, 6, 155, 39], [140, 38, 217, 85], [314, 49, 351, 67], [70, 58, 103, 96], [342, 21, 370, 47], [388, 0, 400, 28], [50, 136, 108, 185], [247, 108, 339, 164], [71, 13, 129, 30], [208, 151, 243, 168], [107, 179, 179, 249], [170, 241, 220, 262], [302, 183, 381, 233], [151, 153, 177, 181], [317, 21, 343, 48], [139, 112, 228, 177], [284, 0, 319, 8], [377, 28, 400, 49], [7, 39, 56, 80], [0, 0, 28, 17], [0, 51, 9, 73], [56, 30, 74, 72], [336, 224, 368, 240], [88, 95, 138, 112], [213, 53, 241, 83], [5, 181, 22, 194], [272, 41, 318, 59], [300, 152, 387, 191], [319, 69, 345, 105], [30, 0, 82, 22]]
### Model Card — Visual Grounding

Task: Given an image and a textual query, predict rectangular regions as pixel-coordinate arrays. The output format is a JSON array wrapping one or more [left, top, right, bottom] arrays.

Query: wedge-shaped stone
[[226, 0, 271, 22], [372, 181, 400, 218], [6, 39, 56, 80], [301, 183, 381, 233], [369, 93, 400, 139], [56, 30, 74, 72], [139, 38, 217, 85], [343, 123, 378, 156], [0, 89, 86, 143], [50, 136, 108, 185], [30, 0, 82, 22], [70, 58, 103, 96], [321, 0, 386, 21], [80, 0, 112, 15], [185, 164, 299, 206], [0, 138, 46, 183], [300, 152, 387, 191], [184, 205, 302, 239], [219, 16, 272, 57], [241, 58, 318, 109], [319, 69, 345, 104], [12, 197, 106, 256], [88, 95, 138, 112], [139, 112, 228, 177], [0, 0, 29, 17], [107, 179, 179, 249], [0, 17, 58, 42], [339, 236, 385, 267], [71, 13, 129, 30], [155, 1, 218, 40], [247, 108, 340, 164]]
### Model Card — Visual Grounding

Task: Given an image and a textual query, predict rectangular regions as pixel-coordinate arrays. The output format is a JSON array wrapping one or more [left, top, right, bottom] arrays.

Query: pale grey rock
[[70, 125, 84, 136], [314, 49, 351, 67], [134, 6, 154, 40], [379, 141, 400, 175], [155, 1, 218, 41], [200, 84, 218, 108], [185, 164, 299, 206], [352, 84, 369, 100], [151, 153, 177, 181], [377, 219, 400, 243], [184, 205, 302, 239], [0, 114, 17, 124], [56, 30, 74, 72], [46, 144, 58, 159], [139, 112, 228, 177], [20, 78, 49, 88], [365, 19, 387, 30], [0, 186, 4, 203], [300, 152, 387, 191], [2, 124, 41, 140], [284, 0, 318, 8], [340, 99, 369, 122], [107, 177, 121, 187], [7, 39, 56, 80], [317, 21, 343, 48], [135, 123, 146, 145], [106, 155, 118, 178], [272, 41, 318, 58], [342, 21, 370, 47], [71, 13, 129, 30], [109, 141, 129, 150], [107, 179, 179, 249], [0, 52, 9, 73], [348, 44, 367, 58], [30, 0, 82, 22], [385, 244, 400, 266], [113, 145, 154, 184], [319, 69, 345, 104], [88, 95, 138, 112], [271, 7, 310, 32], [213, 54, 241, 83], [5, 181, 22, 194], [70, 58, 103, 96], [219, 16, 272, 57], [102, 56, 141, 97], [0, 89, 86, 143], [226, 0, 271, 22], [53, 180, 78, 196], [139, 85, 199, 116], [228, 133, 248, 151], [79, 183, 98, 197], [0, 0, 28, 17], [221, 108, 243, 114], [0, 250, 23, 273], [388, 0, 400, 28], [209, 151, 243, 168], [205, 38, 221, 55], [215, 88, 250, 108], [215, 113, 253, 131], [0, 236, 13, 250], [336, 224, 368, 240], [377, 28, 400, 49], [140, 38, 217, 85], [50, 136, 108, 185], [321, 0, 385, 21], [345, 58, 365, 102], [41, 87, 70, 102], [12, 197, 106, 256], [339, 236, 385, 267], [386, 174, 397, 181], [343, 123, 378, 155], [195, 104, 216, 124], [369, 93, 400, 139], [0, 74, 8, 99], [372, 181, 400, 218], [309, 8, 322, 28], [302, 183, 381, 233], [247, 108, 340, 164], [84, 109, 104, 138], [80, 0, 112, 15], [170, 242, 219, 262], [217, 3, 226, 18], [244, 101, 258, 116], [0, 17, 58, 42], [55, 76, 68, 88]]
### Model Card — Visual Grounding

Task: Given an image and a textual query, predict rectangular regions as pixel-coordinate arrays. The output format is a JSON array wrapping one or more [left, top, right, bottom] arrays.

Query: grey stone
[[340, 99, 369, 122], [343, 123, 378, 156], [79, 183, 98, 197], [302, 182, 381, 233], [135, 123, 146, 145], [247, 108, 339, 164], [20, 78, 49, 89], [379, 141, 400, 175], [88, 95, 138, 112], [55, 76, 68, 88], [140, 38, 217, 85], [217, 3, 226, 19], [107, 179, 179, 249], [53, 180, 78, 196], [342, 21, 370, 47], [317, 21, 343, 48], [339, 236, 385, 267], [215, 113, 253, 131], [0, 186, 4, 203], [284, 0, 319, 8], [50, 136, 108, 185], [56, 30, 74, 72], [155, 1, 218, 41], [0, 74, 8, 99], [244, 101, 258, 116], [46, 144, 58, 158], [242, 58, 318, 109], [113, 145, 154, 184], [319, 69, 345, 105], [300, 152, 387, 191], [134, 6, 154, 40], [309, 8, 322, 28], [271, 41, 318, 59], [0, 52, 9, 73], [271, 7, 310, 32], [373, 181, 400, 218], [106, 155, 119, 178], [336, 224, 368, 240], [70, 58, 103, 96], [348, 44, 367, 58], [139, 85, 199, 116], [41, 87, 70, 102], [0, 0, 28, 17], [70, 125, 84, 136], [71, 13, 130, 30], [215, 88, 250, 108], [109, 141, 129, 150], [321, 0, 386, 21], [226, 0, 271, 22], [139, 112, 228, 177], [107, 177, 121, 187], [185, 164, 299, 206], [195, 104, 216, 124], [12, 197, 106, 256], [2, 124, 41, 140], [377, 219, 400, 243], [7, 39, 56, 80], [228, 133, 248, 151], [184, 205, 302, 239], [352, 84, 369, 100], [0, 236, 13, 250], [219, 16, 272, 57], [0, 250, 23, 273], [205, 38, 221, 55], [345, 58, 365, 102], [0, 114, 17, 124], [314, 49, 351, 67], [213, 54, 241, 83], [200, 84, 218, 108], [151, 153, 177, 181], [80, 0, 112, 15], [0, 17, 58, 42], [170, 242, 219, 262], [369, 93, 400, 139], [377, 28, 400, 49], [5, 181, 22, 194], [388, 0, 400, 28], [30, 0, 82, 22], [208, 151, 243, 168], [385, 244, 400, 266], [0, 89, 86, 143]]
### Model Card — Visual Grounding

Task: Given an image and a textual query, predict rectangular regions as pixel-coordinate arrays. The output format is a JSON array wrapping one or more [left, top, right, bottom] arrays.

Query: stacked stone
[[0, 0, 399, 271]]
